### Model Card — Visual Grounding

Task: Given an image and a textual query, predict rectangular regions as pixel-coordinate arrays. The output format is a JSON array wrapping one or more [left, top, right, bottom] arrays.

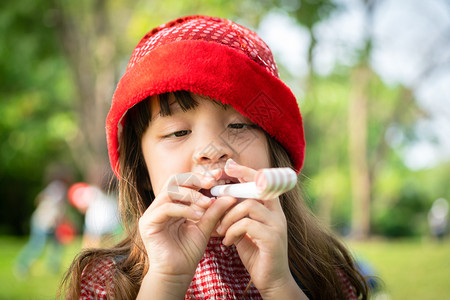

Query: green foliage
[[301, 74, 354, 231], [0, 0, 78, 234], [0, 0, 447, 239], [280, 0, 337, 30], [373, 186, 428, 237], [299, 67, 435, 237]]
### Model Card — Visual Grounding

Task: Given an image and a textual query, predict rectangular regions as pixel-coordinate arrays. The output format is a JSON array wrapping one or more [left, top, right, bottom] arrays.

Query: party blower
[[210, 168, 297, 200]]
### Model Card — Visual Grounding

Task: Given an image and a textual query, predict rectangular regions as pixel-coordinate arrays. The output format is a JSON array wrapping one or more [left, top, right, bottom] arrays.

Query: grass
[[348, 237, 450, 300], [0, 235, 449, 299], [0, 235, 82, 300]]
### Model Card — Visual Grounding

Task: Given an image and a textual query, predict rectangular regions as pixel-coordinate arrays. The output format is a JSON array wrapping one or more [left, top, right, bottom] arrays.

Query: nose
[[193, 137, 233, 167]]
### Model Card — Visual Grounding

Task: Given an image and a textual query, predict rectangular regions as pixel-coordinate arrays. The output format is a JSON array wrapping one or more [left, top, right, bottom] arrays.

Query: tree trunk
[[348, 65, 371, 239], [53, 0, 127, 185]]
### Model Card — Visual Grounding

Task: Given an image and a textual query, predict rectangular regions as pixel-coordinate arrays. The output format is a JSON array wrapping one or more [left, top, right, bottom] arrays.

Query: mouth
[[199, 175, 240, 198], [199, 188, 214, 197]]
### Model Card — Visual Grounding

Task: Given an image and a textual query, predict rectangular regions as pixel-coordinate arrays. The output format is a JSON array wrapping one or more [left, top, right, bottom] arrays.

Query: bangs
[[159, 90, 199, 116], [159, 91, 229, 116], [127, 91, 229, 137]]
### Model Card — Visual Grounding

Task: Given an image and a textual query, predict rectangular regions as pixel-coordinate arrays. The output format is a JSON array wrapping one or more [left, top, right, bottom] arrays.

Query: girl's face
[[141, 93, 271, 195]]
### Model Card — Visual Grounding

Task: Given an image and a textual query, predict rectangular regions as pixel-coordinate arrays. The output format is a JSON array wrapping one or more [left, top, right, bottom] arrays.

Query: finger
[[167, 186, 212, 208], [224, 159, 257, 183], [222, 218, 271, 246], [197, 196, 237, 235], [261, 195, 284, 212], [141, 202, 203, 228], [216, 199, 272, 235], [166, 172, 207, 189], [149, 173, 201, 211], [173, 169, 222, 186], [151, 171, 221, 208]]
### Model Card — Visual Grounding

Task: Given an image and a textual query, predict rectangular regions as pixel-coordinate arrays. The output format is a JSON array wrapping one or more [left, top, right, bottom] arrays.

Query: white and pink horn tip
[[210, 168, 297, 200]]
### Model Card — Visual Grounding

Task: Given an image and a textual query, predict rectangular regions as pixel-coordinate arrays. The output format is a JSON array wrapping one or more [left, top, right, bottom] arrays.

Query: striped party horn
[[210, 168, 297, 200]]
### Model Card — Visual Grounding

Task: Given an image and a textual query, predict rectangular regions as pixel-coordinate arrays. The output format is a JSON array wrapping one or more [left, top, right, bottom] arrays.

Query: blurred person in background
[[14, 166, 73, 278], [68, 175, 120, 249], [428, 198, 449, 241]]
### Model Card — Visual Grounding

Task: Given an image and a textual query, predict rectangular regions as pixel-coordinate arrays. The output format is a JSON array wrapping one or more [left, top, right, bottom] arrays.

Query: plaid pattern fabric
[[185, 238, 261, 299], [337, 269, 358, 299], [79, 238, 358, 299], [80, 257, 115, 299]]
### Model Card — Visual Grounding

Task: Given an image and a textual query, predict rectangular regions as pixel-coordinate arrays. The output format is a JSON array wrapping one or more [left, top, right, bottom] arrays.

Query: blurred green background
[[1, 0, 449, 299]]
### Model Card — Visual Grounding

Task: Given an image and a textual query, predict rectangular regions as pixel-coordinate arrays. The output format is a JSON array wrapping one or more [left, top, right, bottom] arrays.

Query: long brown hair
[[60, 91, 368, 299]]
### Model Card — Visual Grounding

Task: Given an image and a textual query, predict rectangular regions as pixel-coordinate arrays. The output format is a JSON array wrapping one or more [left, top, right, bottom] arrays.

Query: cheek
[[143, 145, 192, 196], [144, 148, 169, 195], [146, 157, 162, 194], [242, 132, 271, 169], [142, 139, 161, 194]]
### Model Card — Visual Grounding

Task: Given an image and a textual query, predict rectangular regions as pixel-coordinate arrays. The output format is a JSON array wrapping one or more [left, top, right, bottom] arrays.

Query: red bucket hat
[[106, 15, 305, 175]]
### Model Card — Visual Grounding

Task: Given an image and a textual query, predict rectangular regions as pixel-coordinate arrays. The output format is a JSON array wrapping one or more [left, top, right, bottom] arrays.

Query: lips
[[199, 173, 240, 198], [216, 173, 240, 185]]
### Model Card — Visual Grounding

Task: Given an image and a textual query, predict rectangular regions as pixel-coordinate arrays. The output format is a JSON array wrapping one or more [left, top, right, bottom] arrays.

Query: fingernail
[[225, 158, 237, 170], [216, 224, 222, 234], [195, 210, 204, 218]]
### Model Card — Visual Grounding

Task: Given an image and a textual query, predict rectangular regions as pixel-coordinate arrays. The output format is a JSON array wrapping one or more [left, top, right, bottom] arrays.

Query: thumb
[[224, 159, 257, 183], [197, 196, 236, 235]]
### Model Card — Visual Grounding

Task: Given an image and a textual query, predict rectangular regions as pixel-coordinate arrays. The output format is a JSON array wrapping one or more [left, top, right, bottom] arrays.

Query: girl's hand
[[217, 159, 306, 299], [138, 171, 236, 294]]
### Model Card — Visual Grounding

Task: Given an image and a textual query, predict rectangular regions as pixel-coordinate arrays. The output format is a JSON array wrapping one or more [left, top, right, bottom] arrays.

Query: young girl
[[62, 15, 368, 299]]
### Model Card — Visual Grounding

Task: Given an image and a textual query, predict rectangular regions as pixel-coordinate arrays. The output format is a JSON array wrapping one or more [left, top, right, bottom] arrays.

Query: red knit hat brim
[[106, 40, 305, 176]]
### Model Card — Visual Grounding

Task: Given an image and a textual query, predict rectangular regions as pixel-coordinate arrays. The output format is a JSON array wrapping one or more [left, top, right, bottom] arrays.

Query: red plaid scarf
[[186, 237, 261, 299], [79, 238, 357, 299]]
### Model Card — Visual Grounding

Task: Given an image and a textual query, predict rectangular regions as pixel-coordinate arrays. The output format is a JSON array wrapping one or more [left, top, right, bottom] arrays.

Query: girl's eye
[[228, 123, 254, 129], [166, 130, 191, 138]]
